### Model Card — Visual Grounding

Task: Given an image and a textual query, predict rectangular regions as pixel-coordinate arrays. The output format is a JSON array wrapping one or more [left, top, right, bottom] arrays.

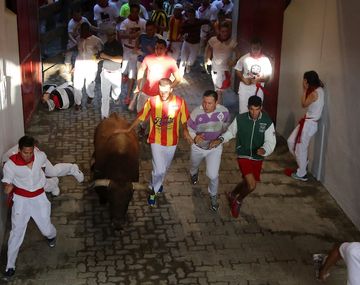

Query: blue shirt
[[137, 34, 159, 62]]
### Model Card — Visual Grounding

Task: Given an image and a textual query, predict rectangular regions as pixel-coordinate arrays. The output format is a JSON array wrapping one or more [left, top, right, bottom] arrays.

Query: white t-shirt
[[306, 87, 324, 121], [234, 52, 272, 94], [196, 5, 212, 37], [67, 17, 91, 49], [93, 3, 118, 32], [208, 36, 237, 72], [117, 18, 146, 48], [210, 0, 234, 20], [110, 0, 127, 12], [340, 242, 360, 285], [77, 35, 103, 60]]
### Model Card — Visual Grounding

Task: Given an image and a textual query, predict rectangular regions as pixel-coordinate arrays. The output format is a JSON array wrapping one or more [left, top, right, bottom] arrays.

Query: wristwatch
[[218, 136, 224, 143]]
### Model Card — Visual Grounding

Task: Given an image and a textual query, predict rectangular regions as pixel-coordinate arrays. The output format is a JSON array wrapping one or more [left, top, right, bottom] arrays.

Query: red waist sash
[[7, 187, 44, 207], [255, 82, 271, 97], [14, 187, 44, 197], [294, 116, 318, 151]]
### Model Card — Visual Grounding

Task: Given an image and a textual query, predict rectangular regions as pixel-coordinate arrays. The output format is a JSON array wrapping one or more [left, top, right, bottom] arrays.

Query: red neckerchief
[[9, 152, 34, 166], [128, 15, 139, 23]]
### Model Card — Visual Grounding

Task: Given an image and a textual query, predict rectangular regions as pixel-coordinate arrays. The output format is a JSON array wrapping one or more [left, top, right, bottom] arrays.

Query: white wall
[[0, 1, 24, 250], [278, 0, 360, 228]]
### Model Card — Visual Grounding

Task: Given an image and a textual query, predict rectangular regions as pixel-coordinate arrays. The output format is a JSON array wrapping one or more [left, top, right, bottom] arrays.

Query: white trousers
[[167, 41, 182, 62], [179, 41, 200, 76], [190, 144, 223, 196], [122, 47, 138, 79], [44, 177, 59, 195], [100, 68, 122, 118], [6, 193, 56, 270], [151, 144, 177, 194], [73, 59, 98, 105], [287, 120, 318, 177], [238, 83, 264, 114]]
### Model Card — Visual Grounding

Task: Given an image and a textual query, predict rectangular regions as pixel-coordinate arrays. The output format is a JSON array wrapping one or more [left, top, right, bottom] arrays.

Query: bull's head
[[88, 179, 134, 230]]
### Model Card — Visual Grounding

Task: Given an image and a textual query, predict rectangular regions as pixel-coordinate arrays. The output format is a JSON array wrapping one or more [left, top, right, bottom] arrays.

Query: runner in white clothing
[[205, 21, 238, 102], [64, 8, 98, 74], [2, 136, 57, 280], [187, 90, 230, 211], [287, 71, 324, 181], [117, 3, 146, 105], [93, 0, 119, 42], [234, 38, 272, 114], [2, 143, 84, 196], [73, 22, 103, 110]]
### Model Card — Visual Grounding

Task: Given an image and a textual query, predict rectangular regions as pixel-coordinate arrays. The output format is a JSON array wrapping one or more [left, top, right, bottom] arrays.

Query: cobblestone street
[[0, 62, 359, 285]]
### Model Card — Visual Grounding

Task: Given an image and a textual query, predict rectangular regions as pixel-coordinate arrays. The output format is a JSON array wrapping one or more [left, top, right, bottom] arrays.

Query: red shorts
[[237, 158, 263, 181]]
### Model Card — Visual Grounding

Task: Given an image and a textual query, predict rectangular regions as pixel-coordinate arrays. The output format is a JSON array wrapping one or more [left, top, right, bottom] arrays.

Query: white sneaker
[[71, 164, 84, 183], [52, 186, 60, 196]]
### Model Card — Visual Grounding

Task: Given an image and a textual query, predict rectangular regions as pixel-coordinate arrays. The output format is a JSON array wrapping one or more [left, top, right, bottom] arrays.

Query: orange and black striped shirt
[[168, 16, 183, 42]]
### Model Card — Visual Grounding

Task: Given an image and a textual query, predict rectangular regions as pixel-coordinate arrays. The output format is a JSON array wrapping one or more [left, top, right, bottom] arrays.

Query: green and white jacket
[[220, 112, 276, 160]]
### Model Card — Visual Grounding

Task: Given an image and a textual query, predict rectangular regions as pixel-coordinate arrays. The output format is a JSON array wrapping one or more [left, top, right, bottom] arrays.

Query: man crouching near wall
[[2, 135, 57, 280]]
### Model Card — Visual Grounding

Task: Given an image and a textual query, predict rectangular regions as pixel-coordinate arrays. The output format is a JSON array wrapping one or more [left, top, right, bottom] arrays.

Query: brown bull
[[90, 113, 139, 229]]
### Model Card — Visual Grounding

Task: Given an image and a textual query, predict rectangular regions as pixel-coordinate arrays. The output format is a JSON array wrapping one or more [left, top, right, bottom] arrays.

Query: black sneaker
[[210, 195, 219, 211], [74, 104, 82, 111], [291, 172, 308, 182], [47, 237, 56, 248], [190, 172, 198, 185], [3, 268, 15, 280], [87, 97, 93, 105]]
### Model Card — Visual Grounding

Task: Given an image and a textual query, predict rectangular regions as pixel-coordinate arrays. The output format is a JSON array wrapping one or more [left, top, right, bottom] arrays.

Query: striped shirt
[[150, 10, 168, 35], [187, 104, 230, 149], [44, 83, 75, 110], [138, 95, 189, 146]]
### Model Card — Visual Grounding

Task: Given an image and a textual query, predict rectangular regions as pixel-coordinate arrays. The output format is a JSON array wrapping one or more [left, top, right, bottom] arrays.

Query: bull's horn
[[88, 179, 111, 189]]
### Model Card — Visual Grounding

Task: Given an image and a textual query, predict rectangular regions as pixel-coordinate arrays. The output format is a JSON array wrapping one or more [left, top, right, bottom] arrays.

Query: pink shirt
[[141, 54, 178, 96]]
